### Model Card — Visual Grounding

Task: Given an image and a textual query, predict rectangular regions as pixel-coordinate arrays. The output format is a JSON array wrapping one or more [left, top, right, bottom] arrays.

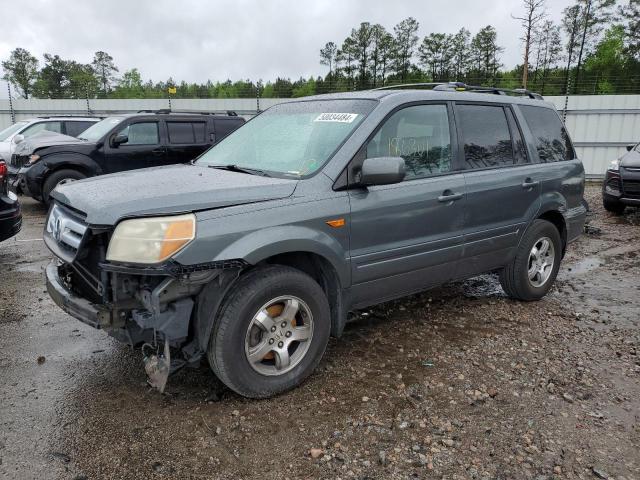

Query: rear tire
[[603, 197, 625, 215], [500, 219, 562, 301], [207, 266, 331, 399], [42, 169, 86, 206]]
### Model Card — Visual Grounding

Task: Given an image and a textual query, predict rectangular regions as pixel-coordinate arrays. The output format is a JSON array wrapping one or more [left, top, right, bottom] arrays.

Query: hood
[[620, 146, 640, 168], [52, 164, 299, 225], [15, 131, 83, 156]]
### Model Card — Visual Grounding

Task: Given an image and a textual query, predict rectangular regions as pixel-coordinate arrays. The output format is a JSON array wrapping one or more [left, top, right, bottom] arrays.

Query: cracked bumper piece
[[45, 260, 111, 329]]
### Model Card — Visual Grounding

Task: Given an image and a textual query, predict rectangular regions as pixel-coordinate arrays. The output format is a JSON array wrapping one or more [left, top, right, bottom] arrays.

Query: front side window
[[22, 121, 63, 138], [117, 122, 159, 145], [196, 99, 375, 177], [457, 105, 514, 169], [366, 104, 452, 179], [519, 105, 575, 162]]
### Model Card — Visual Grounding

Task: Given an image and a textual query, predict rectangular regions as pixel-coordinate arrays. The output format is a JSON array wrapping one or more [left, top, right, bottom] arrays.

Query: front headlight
[[106, 214, 196, 264], [609, 159, 620, 171], [28, 154, 40, 165]]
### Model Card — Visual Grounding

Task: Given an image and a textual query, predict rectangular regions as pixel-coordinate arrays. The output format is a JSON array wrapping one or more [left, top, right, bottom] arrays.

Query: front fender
[[41, 153, 103, 176], [213, 225, 350, 287]]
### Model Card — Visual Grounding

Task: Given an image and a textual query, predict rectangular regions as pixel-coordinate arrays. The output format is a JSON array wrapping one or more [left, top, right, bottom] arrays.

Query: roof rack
[[36, 115, 104, 119], [374, 82, 543, 100], [136, 109, 240, 116]]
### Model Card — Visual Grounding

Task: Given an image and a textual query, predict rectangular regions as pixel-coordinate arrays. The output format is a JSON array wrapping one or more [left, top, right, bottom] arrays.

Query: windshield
[[196, 99, 376, 177], [78, 116, 124, 142], [0, 121, 28, 142]]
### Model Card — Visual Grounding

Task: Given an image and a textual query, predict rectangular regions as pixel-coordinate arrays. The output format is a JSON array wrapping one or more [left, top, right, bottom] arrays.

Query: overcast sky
[[0, 0, 575, 90]]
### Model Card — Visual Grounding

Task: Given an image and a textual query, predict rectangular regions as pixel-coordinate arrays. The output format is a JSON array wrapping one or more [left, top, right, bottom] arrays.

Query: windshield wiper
[[207, 164, 270, 177]]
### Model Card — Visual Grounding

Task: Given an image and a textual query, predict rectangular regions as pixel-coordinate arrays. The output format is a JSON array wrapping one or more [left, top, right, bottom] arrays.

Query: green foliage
[[2, 48, 39, 98]]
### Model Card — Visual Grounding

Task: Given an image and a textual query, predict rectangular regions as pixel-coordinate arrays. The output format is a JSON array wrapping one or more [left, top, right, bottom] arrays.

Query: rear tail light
[[0, 161, 6, 181]]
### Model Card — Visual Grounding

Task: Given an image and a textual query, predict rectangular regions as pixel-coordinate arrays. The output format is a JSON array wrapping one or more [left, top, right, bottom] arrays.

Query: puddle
[[563, 256, 605, 276], [459, 274, 505, 298]]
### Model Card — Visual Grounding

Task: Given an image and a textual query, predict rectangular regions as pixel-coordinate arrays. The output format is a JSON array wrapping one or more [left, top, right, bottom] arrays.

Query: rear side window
[[520, 105, 575, 162], [64, 121, 95, 138], [366, 104, 452, 179], [457, 104, 514, 169], [167, 122, 207, 144]]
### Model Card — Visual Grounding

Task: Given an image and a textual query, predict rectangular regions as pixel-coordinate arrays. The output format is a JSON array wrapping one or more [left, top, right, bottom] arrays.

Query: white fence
[[546, 95, 640, 178], [1, 94, 638, 178]]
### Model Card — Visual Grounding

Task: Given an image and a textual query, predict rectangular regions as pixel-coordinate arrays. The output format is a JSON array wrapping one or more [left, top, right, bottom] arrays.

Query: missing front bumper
[[45, 260, 112, 329]]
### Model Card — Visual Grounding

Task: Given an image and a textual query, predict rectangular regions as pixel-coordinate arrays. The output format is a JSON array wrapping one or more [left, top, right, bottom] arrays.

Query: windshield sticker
[[314, 113, 359, 123]]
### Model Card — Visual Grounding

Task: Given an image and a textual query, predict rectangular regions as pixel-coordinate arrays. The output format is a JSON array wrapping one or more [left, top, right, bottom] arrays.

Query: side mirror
[[111, 133, 128, 147], [626, 144, 636, 152], [358, 157, 406, 186], [12, 134, 24, 145]]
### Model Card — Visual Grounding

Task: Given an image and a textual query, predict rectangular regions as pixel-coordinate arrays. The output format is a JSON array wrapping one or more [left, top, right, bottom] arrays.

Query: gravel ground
[[0, 184, 638, 480]]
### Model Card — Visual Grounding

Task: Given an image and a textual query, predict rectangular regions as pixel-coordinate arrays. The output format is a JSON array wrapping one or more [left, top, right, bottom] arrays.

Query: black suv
[[16, 110, 245, 205], [602, 142, 640, 213]]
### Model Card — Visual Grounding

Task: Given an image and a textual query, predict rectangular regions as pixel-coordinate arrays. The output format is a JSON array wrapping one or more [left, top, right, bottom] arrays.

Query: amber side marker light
[[326, 218, 346, 228]]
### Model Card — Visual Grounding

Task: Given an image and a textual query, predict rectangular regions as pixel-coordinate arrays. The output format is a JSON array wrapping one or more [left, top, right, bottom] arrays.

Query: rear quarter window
[[65, 121, 96, 138], [520, 105, 575, 162]]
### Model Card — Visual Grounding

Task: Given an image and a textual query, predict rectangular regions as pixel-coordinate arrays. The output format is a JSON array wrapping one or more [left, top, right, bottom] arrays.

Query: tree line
[[319, 0, 639, 95], [2, 0, 639, 100]]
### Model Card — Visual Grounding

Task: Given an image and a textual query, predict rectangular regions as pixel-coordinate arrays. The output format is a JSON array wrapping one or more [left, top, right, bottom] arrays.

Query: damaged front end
[[44, 203, 246, 392]]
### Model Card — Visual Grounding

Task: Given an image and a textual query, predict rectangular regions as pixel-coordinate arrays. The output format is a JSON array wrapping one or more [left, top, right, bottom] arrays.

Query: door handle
[[438, 191, 463, 203], [521, 178, 539, 189]]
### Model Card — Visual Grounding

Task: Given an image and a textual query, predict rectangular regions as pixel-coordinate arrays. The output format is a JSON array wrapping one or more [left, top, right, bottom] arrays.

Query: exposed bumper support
[[45, 260, 112, 329]]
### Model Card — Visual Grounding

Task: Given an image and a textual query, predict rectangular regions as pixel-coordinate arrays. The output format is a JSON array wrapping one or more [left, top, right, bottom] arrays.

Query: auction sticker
[[314, 113, 359, 123]]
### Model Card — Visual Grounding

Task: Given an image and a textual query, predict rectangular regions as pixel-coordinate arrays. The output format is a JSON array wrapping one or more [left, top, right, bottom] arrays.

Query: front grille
[[10, 153, 28, 168], [622, 179, 640, 198], [46, 203, 88, 255]]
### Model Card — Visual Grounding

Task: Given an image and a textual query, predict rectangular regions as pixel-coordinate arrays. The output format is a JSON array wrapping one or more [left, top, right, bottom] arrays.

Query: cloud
[[0, 0, 575, 86]]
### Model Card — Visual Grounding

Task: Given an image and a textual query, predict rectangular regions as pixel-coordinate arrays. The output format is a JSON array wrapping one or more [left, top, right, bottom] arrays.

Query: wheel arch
[[536, 208, 567, 255], [41, 153, 102, 183], [193, 230, 351, 352]]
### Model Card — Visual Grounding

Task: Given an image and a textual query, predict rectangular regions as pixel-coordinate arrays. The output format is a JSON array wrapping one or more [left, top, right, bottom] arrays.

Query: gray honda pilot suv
[[44, 84, 586, 398]]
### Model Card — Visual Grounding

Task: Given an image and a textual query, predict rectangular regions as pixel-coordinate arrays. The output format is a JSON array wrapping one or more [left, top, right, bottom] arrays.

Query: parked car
[[602, 142, 640, 213], [1, 116, 100, 180], [0, 160, 21, 242], [44, 84, 586, 397], [9, 130, 84, 192], [17, 110, 245, 205]]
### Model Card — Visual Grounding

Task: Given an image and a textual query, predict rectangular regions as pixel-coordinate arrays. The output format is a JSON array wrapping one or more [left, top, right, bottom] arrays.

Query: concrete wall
[[1, 95, 638, 177]]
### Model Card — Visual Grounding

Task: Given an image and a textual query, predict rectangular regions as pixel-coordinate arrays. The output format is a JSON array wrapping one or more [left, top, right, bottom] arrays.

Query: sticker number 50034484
[[314, 113, 359, 123]]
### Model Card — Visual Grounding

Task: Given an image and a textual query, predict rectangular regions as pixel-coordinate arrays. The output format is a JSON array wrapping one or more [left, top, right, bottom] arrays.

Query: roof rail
[[374, 81, 543, 100], [36, 114, 104, 119], [135, 109, 240, 116]]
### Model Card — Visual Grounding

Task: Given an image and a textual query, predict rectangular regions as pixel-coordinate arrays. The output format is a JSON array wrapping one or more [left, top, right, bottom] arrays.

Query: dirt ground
[[0, 184, 638, 480]]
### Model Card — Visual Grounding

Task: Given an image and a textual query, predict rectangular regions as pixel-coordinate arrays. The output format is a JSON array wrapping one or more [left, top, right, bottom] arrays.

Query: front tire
[[500, 219, 562, 301], [207, 266, 331, 398], [42, 169, 86, 206]]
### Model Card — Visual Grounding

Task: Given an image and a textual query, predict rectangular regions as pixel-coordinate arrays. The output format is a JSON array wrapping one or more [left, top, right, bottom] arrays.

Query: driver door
[[347, 103, 466, 308]]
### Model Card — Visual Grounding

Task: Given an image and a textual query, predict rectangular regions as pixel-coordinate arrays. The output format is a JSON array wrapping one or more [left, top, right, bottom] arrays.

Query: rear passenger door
[[348, 103, 466, 307], [164, 119, 211, 166], [455, 103, 541, 277]]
